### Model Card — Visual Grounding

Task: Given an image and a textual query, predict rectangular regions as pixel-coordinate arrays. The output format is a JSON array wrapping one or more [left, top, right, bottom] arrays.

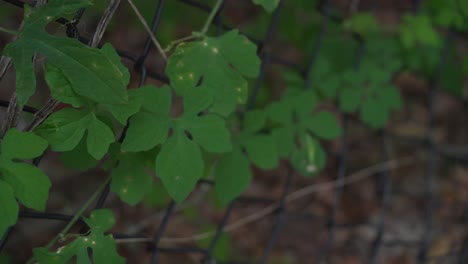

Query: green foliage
[[166, 30, 260, 116], [0, 0, 465, 262], [338, 64, 402, 128], [423, 0, 468, 30], [110, 154, 152, 205], [252, 0, 280, 13], [3, 0, 129, 107], [33, 209, 124, 264], [343, 12, 379, 37], [156, 130, 204, 203], [265, 85, 342, 176], [215, 148, 253, 205], [0, 181, 18, 238], [0, 129, 49, 237], [121, 86, 172, 152], [399, 14, 442, 49], [35, 108, 115, 160]]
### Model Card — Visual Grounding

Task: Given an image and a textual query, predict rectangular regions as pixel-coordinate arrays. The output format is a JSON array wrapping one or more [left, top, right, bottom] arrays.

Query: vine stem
[[0, 26, 18, 36], [164, 35, 197, 52], [126, 0, 167, 61], [25, 176, 111, 264], [200, 0, 223, 36]]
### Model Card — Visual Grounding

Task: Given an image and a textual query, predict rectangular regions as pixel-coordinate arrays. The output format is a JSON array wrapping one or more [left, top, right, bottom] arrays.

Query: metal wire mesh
[[0, 0, 467, 263]]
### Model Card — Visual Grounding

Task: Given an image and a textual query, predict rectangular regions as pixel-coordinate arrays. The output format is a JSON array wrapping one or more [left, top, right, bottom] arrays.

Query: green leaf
[[180, 115, 232, 153], [304, 111, 342, 140], [243, 109, 266, 133], [214, 149, 252, 205], [143, 180, 170, 208], [104, 89, 144, 125], [110, 155, 152, 206], [266, 101, 292, 125], [343, 12, 379, 37], [379, 86, 402, 110], [290, 90, 317, 119], [167, 30, 260, 116], [271, 126, 295, 157], [1, 128, 48, 159], [0, 180, 18, 238], [1, 162, 51, 211], [45, 63, 87, 107], [155, 131, 204, 203], [252, 0, 280, 13], [86, 209, 116, 231], [339, 88, 362, 112], [86, 115, 115, 160], [33, 209, 124, 264], [36, 109, 115, 158], [135, 85, 172, 114], [122, 112, 170, 152], [243, 135, 278, 169], [4, 1, 129, 106], [60, 137, 99, 171], [35, 108, 91, 152], [183, 88, 214, 116], [399, 15, 441, 49], [361, 98, 389, 128]]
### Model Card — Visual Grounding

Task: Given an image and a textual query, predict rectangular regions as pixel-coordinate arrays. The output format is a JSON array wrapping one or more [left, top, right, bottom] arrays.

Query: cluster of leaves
[[0, 0, 465, 263], [34, 209, 124, 263]]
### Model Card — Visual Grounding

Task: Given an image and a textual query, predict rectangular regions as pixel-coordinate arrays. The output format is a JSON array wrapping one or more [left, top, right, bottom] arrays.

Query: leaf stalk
[[200, 0, 224, 36], [0, 26, 19, 36]]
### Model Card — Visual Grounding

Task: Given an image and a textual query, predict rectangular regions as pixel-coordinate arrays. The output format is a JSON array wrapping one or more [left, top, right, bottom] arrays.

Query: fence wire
[[0, 0, 467, 263]]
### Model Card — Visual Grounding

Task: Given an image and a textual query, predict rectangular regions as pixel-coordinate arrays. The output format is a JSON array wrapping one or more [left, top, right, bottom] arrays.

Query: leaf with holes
[[110, 154, 152, 206], [33, 209, 124, 264], [3, 0, 129, 106], [167, 29, 260, 116], [155, 130, 204, 203], [179, 115, 232, 153], [173, 90, 232, 153]]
